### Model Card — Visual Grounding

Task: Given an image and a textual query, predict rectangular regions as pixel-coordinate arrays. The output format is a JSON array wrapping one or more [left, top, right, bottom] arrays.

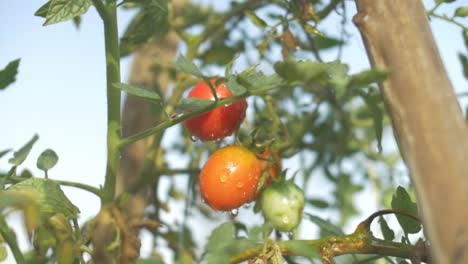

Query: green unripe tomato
[[260, 181, 305, 232]]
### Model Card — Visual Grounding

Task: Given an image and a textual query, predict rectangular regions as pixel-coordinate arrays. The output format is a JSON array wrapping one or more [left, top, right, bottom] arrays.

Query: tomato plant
[[199, 145, 262, 211], [184, 79, 247, 141], [261, 180, 305, 232], [1, 0, 463, 263]]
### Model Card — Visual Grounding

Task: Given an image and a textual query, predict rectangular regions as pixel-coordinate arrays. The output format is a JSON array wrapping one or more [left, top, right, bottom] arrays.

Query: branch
[[91, 0, 109, 22], [228, 210, 430, 263], [353, 0, 468, 262]]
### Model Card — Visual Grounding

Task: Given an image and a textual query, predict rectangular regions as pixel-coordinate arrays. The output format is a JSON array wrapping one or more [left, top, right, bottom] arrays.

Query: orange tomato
[[199, 146, 262, 211]]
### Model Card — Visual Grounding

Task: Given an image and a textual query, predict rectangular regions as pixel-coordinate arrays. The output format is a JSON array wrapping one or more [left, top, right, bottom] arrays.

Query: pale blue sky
[[0, 0, 466, 261]]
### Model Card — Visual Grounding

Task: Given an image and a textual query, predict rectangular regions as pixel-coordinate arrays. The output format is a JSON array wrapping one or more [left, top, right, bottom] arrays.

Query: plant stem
[[0, 218, 25, 264], [427, 12, 467, 31], [0, 166, 16, 190], [100, 1, 122, 205]]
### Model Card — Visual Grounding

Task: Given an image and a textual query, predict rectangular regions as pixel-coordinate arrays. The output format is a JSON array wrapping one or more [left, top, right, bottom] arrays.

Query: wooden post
[[353, 0, 468, 263]]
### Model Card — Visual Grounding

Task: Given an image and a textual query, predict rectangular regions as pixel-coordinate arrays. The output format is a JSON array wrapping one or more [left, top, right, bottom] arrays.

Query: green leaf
[[225, 76, 247, 95], [326, 61, 350, 94], [37, 149, 59, 172], [379, 216, 395, 241], [120, 0, 168, 56], [200, 46, 236, 66], [274, 59, 328, 84], [204, 222, 258, 264], [0, 59, 20, 91], [8, 134, 39, 166], [303, 24, 322, 36], [72, 16, 82, 29], [307, 198, 329, 209], [178, 98, 213, 112], [391, 186, 421, 234], [114, 83, 162, 104], [314, 35, 344, 50], [237, 67, 283, 94], [306, 214, 344, 236], [244, 11, 267, 28], [8, 178, 80, 220], [0, 149, 11, 160], [347, 68, 389, 91], [435, 0, 456, 4], [454, 7, 468, 17], [175, 55, 203, 78], [34, 1, 51, 17], [359, 89, 384, 152], [43, 0, 92, 26], [204, 222, 235, 263]]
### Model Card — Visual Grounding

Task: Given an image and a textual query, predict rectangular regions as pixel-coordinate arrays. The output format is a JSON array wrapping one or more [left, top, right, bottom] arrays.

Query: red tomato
[[199, 145, 262, 211], [184, 79, 247, 141]]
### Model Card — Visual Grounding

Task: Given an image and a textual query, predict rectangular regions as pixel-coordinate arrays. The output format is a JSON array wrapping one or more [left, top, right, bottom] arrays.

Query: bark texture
[[353, 1, 468, 263]]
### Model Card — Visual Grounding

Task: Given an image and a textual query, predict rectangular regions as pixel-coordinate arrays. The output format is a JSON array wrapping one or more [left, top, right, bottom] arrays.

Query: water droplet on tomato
[[230, 208, 239, 217], [219, 174, 228, 183], [190, 135, 199, 142], [282, 215, 290, 224], [236, 181, 244, 188]]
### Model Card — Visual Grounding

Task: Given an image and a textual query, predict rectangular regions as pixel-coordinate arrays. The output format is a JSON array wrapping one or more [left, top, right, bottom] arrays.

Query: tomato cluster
[[184, 79, 303, 231]]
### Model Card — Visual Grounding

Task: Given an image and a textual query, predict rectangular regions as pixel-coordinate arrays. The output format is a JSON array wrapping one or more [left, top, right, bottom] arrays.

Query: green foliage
[[200, 46, 236, 66], [35, 0, 92, 26], [8, 134, 39, 166], [435, 0, 456, 4], [120, 0, 169, 56], [178, 98, 213, 111], [306, 214, 344, 237], [175, 55, 204, 78], [359, 88, 384, 152], [37, 149, 59, 172], [0, 150, 10, 160], [0, 59, 20, 91], [379, 216, 395, 241], [8, 178, 80, 220], [454, 7, 468, 17], [204, 222, 257, 264], [391, 186, 421, 234], [313, 35, 345, 50], [244, 11, 267, 28], [114, 83, 162, 104]]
